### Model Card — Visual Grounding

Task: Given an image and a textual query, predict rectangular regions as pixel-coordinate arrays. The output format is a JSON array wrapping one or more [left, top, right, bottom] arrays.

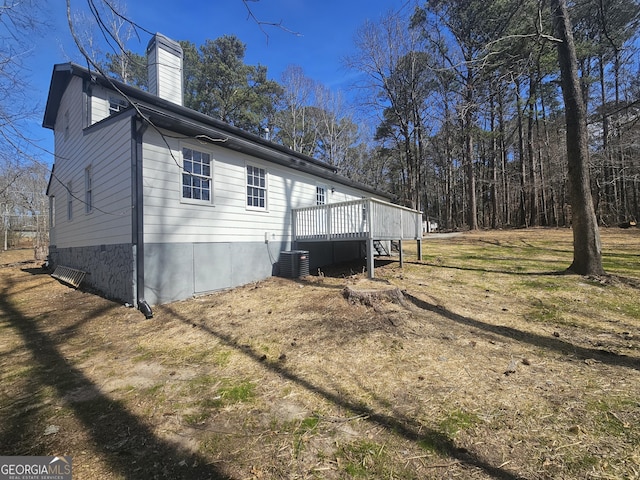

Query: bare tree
[[347, 10, 430, 209], [0, 0, 46, 158], [550, 0, 605, 275], [314, 85, 360, 169], [273, 65, 317, 154]]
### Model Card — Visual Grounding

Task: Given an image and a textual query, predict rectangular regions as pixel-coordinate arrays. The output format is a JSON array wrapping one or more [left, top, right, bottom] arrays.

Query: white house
[[44, 33, 421, 317]]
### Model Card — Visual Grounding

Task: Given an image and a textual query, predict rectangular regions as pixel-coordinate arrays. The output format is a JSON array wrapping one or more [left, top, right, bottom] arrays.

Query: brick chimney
[[146, 33, 183, 106]]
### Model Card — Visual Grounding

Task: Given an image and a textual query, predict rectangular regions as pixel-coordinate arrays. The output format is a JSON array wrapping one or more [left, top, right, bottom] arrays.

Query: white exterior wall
[[48, 76, 132, 249], [141, 128, 380, 245], [89, 85, 127, 125]]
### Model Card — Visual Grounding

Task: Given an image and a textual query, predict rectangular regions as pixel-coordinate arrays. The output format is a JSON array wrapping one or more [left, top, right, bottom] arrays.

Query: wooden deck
[[291, 198, 422, 278]]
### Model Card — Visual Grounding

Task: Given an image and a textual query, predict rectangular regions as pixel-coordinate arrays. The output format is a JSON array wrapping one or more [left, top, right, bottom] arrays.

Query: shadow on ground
[[0, 275, 232, 480], [163, 303, 525, 480], [403, 292, 640, 371]]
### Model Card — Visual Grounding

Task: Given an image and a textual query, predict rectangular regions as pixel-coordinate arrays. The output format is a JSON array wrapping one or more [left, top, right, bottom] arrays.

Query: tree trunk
[[490, 91, 498, 229], [515, 77, 528, 227], [465, 125, 477, 229], [464, 77, 478, 230], [498, 86, 510, 226], [551, 0, 605, 275], [527, 76, 539, 227]]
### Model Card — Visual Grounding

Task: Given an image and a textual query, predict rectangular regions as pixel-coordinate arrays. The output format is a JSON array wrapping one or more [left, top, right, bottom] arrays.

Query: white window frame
[[180, 145, 213, 205], [108, 96, 128, 116], [246, 164, 267, 211], [85, 166, 93, 214], [316, 185, 326, 205]]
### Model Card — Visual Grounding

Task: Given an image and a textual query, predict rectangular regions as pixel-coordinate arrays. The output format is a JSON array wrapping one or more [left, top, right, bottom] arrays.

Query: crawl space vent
[[51, 265, 87, 288]]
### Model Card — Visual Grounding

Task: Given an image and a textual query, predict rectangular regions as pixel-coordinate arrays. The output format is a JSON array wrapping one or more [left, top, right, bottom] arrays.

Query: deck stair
[[51, 265, 87, 288], [373, 240, 389, 256]]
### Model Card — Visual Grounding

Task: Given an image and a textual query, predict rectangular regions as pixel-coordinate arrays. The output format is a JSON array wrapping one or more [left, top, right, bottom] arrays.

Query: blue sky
[[25, 1, 411, 165]]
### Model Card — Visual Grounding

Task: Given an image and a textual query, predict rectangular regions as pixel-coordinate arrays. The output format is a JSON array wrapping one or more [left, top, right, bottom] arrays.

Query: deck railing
[[292, 198, 422, 242]]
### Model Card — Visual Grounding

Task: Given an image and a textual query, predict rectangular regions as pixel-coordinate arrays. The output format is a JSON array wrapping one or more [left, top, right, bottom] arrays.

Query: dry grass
[[0, 228, 639, 479]]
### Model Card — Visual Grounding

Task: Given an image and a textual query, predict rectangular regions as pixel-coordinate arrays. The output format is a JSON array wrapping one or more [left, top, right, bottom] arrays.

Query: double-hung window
[[246, 165, 267, 210], [316, 186, 326, 205], [182, 147, 212, 202]]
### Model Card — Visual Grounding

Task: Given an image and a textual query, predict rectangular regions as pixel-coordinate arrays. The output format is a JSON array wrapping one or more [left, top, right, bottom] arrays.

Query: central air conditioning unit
[[279, 250, 310, 278]]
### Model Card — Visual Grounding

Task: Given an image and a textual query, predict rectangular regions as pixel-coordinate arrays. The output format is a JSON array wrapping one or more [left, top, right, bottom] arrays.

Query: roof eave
[[138, 104, 390, 199], [42, 64, 75, 130], [42, 62, 392, 199]]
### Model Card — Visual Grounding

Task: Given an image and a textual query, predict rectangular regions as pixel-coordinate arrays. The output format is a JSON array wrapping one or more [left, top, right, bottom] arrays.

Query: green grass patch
[[418, 409, 480, 455], [288, 415, 321, 457], [558, 451, 600, 475], [519, 278, 565, 292], [439, 409, 480, 437], [212, 349, 232, 366], [602, 253, 640, 277], [184, 374, 220, 393], [183, 410, 211, 425], [188, 378, 256, 408], [299, 415, 320, 432], [180, 378, 256, 425], [418, 430, 455, 455], [217, 380, 256, 404], [336, 440, 388, 478], [1, 365, 36, 382], [525, 300, 568, 324], [586, 398, 639, 439]]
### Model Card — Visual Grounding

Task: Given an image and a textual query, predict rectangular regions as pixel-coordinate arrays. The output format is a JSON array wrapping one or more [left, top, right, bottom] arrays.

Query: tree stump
[[342, 281, 406, 308]]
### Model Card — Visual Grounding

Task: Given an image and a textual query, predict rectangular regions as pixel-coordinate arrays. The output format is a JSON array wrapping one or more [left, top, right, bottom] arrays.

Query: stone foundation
[[48, 243, 135, 304]]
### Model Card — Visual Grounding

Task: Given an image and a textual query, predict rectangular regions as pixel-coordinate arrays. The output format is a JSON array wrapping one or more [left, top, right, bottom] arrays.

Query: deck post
[[326, 204, 331, 241], [291, 209, 298, 250], [367, 238, 375, 278], [399, 239, 404, 268]]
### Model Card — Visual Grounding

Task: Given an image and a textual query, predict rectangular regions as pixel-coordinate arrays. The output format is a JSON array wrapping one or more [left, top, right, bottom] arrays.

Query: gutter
[[131, 116, 153, 319]]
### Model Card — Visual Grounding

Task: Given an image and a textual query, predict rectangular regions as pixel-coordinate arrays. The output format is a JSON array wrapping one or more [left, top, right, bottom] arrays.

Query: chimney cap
[[146, 32, 183, 59]]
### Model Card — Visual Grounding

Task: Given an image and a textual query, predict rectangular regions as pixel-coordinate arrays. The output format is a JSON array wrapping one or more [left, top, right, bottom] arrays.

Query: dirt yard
[[1, 228, 639, 479]]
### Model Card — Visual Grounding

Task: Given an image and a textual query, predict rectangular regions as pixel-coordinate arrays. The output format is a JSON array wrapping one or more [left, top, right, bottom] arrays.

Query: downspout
[[132, 116, 153, 318]]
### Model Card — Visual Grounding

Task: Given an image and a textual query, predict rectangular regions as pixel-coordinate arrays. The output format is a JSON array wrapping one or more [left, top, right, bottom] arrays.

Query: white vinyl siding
[[49, 196, 56, 245], [49, 196, 55, 228], [90, 86, 128, 125], [85, 165, 93, 213], [67, 181, 73, 221], [48, 77, 132, 248], [141, 128, 382, 245]]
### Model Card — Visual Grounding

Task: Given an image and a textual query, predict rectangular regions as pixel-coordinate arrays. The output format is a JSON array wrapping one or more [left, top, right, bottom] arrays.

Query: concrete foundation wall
[[48, 239, 368, 307], [143, 240, 289, 305], [48, 243, 135, 304]]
